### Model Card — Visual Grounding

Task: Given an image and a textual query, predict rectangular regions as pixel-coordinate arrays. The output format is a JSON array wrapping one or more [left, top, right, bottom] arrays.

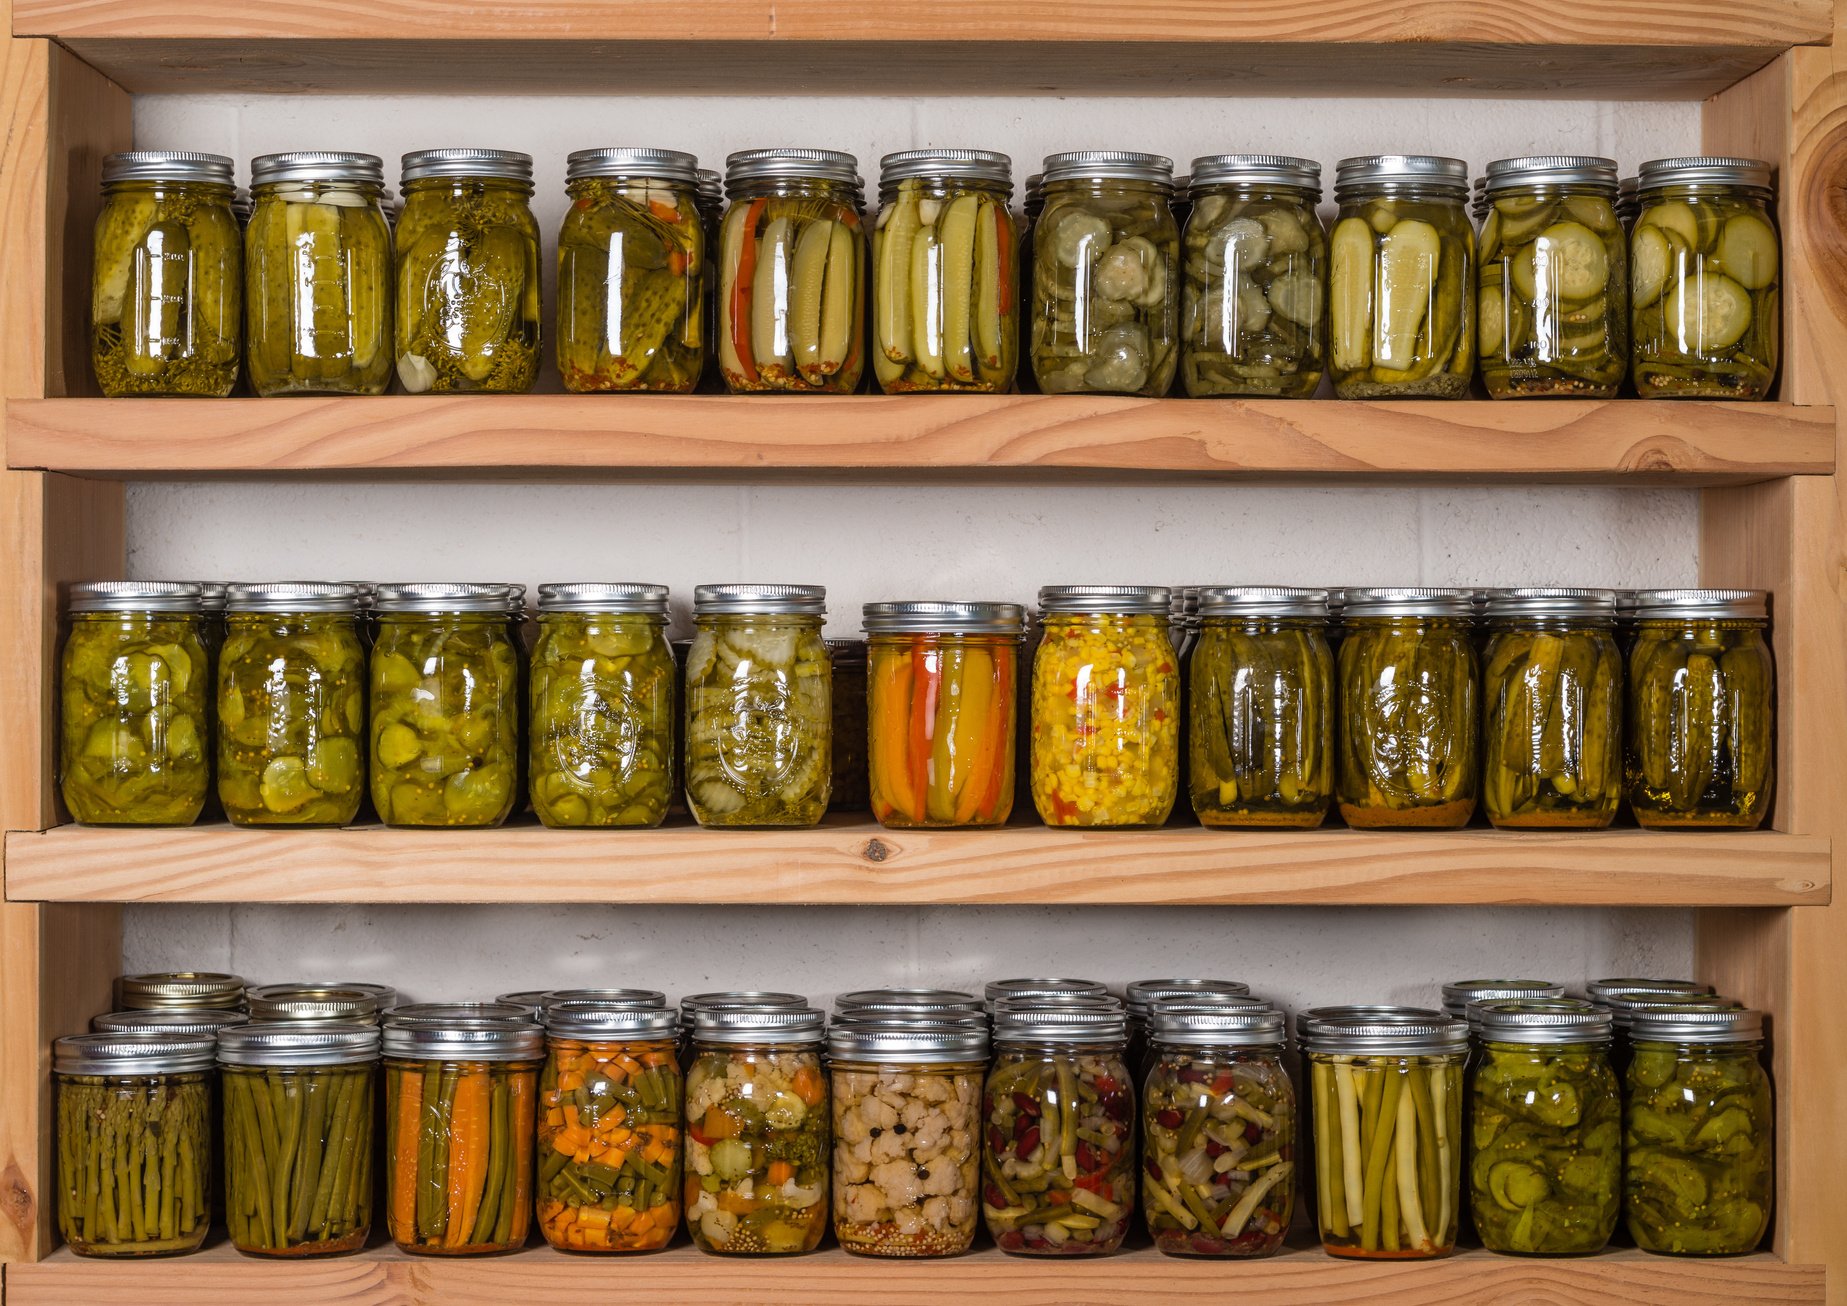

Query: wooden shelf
[[2, 819, 1828, 907], [5, 396, 1833, 484]]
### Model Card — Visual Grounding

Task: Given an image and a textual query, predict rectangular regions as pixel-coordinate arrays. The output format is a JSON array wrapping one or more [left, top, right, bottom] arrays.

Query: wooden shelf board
[[5, 396, 1833, 484], [3, 819, 1828, 907]]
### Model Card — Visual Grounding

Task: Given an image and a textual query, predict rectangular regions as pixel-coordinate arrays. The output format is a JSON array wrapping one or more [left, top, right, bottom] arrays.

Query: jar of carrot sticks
[[1301, 1013, 1467, 1260], [538, 1003, 683, 1251], [381, 1012, 543, 1255]]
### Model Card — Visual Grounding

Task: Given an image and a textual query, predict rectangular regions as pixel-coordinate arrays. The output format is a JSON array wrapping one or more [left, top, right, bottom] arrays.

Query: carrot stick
[[910, 642, 938, 820], [966, 645, 1015, 821], [444, 1072, 487, 1248], [390, 1068, 423, 1239], [729, 198, 767, 383], [871, 649, 917, 822]]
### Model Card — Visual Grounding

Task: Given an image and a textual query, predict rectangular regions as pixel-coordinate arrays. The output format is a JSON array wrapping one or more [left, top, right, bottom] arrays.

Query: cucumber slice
[[1664, 271, 1752, 352], [1494, 197, 1560, 246], [1563, 194, 1616, 229], [1715, 213, 1779, 290], [1477, 210, 1503, 266], [1479, 284, 1506, 356], [1557, 299, 1609, 352], [1639, 201, 1700, 250], [1532, 221, 1609, 301], [1630, 226, 1673, 309], [1329, 217, 1375, 372]]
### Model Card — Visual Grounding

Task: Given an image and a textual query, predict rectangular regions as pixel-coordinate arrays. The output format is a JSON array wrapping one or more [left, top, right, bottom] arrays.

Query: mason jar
[[93, 1008, 248, 1036], [245, 982, 394, 1025], [1440, 980, 1565, 1022], [1329, 155, 1474, 399], [92, 151, 240, 397], [984, 978, 1109, 1010], [118, 971, 245, 1012], [1584, 978, 1723, 1071], [1181, 154, 1326, 398], [1017, 173, 1044, 394], [1124, 978, 1254, 1077], [1031, 151, 1179, 396], [695, 168, 725, 388], [677, 990, 808, 1064], [833, 988, 984, 1020], [1631, 157, 1778, 400]]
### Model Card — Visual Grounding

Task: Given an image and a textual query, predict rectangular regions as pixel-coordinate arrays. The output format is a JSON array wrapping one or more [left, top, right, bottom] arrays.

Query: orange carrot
[[870, 648, 917, 822], [452, 1071, 495, 1248], [729, 198, 767, 383], [958, 645, 1013, 823], [390, 1069, 423, 1239], [909, 642, 937, 819], [766, 1159, 795, 1186], [792, 1064, 825, 1107], [648, 199, 682, 223]]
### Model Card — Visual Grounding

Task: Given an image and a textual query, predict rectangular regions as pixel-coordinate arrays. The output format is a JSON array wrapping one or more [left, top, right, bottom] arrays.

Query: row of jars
[[91, 146, 1779, 402]]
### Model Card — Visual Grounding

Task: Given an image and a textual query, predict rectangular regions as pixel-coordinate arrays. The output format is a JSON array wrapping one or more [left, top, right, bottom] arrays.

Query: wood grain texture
[[3, 396, 1834, 483]]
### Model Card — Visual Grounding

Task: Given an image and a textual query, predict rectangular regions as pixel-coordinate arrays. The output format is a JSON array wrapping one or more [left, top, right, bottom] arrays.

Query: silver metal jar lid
[[373, 582, 514, 614], [879, 148, 1012, 187], [251, 151, 385, 188], [984, 977, 1109, 1003], [495, 990, 552, 1013], [725, 148, 860, 192], [1188, 153, 1321, 192], [386, 1001, 534, 1024], [1148, 1007, 1286, 1047], [1125, 978, 1253, 1016], [1483, 155, 1619, 195], [92, 1009, 249, 1036], [680, 990, 807, 1014], [993, 1004, 1128, 1044], [102, 151, 235, 187], [119, 971, 244, 1010], [692, 1007, 827, 1045], [1041, 150, 1174, 187], [55, 1031, 218, 1076], [835, 988, 983, 1014], [1638, 156, 1773, 193], [1300, 1014, 1469, 1057], [382, 1017, 545, 1061], [1483, 587, 1616, 622], [225, 582, 361, 614], [504, 584, 527, 615], [693, 583, 826, 617], [1195, 587, 1330, 620], [1627, 1004, 1764, 1044], [825, 638, 867, 666], [991, 993, 1123, 1016], [862, 601, 1026, 635], [69, 581, 203, 615], [1469, 998, 1614, 1044], [1335, 155, 1469, 196], [831, 1008, 989, 1032], [1605, 995, 1742, 1031], [542, 987, 667, 1010], [197, 581, 228, 612], [1145, 997, 1271, 1019], [827, 1019, 989, 1063], [565, 147, 699, 185], [1441, 980, 1566, 1018], [537, 582, 670, 615], [1295, 1004, 1445, 1040], [545, 1004, 680, 1039], [1341, 587, 1476, 619], [1586, 977, 1717, 1002], [696, 168, 723, 202], [344, 583, 378, 611], [401, 147, 534, 185], [218, 1022, 381, 1066], [1632, 589, 1769, 620], [1037, 585, 1170, 615], [246, 983, 388, 1023]]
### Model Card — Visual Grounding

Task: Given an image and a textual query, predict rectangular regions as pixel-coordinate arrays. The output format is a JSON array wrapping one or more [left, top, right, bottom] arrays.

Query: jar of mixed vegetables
[[1030, 585, 1178, 827], [686, 1007, 831, 1254], [826, 639, 870, 812], [117, 971, 245, 1012], [245, 983, 393, 1025], [1439, 980, 1565, 1022], [1631, 157, 1778, 400], [61, 582, 211, 826]]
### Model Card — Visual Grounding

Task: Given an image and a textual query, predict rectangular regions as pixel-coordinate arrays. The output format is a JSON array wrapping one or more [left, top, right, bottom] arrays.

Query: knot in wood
[[861, 838, 890, 863]]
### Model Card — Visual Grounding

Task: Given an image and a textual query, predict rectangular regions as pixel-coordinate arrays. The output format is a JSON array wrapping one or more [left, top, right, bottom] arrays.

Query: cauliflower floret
[[870, 1129, 908, 1163], [872, 1158, 924, 1208], [689, 1143, 714, 1176], [922, 1195, 950, 1228], [838, 1148, 871, 1185], [914, 1075, 953, 1104], [948, 1192, 974, 1226], [920, 1163, 960, 1198], [838, 1102, 871, 1144], [899, 1097, 935, 1135], [842, 1183, 888, 1226], [859, 1095, 899, 1132]]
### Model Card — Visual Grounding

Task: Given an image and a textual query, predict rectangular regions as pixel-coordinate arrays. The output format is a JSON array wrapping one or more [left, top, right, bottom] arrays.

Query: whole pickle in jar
[[1631, 186, 1778, 399], [873, 182, 1018, 393], [1337, 621, 1478, 828], [1479, 188, 1627, 399], [223, 1061, 375, 1256], [1189, 621, 1333, 827], [1182, 187, 1327, 398], [719, 195, 864, 394], [1624, 621, 1773, 828], [683, 623, 831, 826], [1030, 186, 1179, 397], [1329, 197, 1473, 399], [1482, 625, 1622, 829]]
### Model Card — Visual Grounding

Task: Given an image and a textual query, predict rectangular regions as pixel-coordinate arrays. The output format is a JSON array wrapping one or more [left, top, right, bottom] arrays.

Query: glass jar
[[1467, 1000, 1621, 1255], [1030, 585, 1179, 827], [678, 990, 807, 1064], [872, 149, 1018, 393], [1586, 979, 1723, 1072], [828, 1018, 988, 1257], [685, 1008, 831, 1254], [1631, 157, 1778, 400], [537, 1004, 683, 1252], [834, 988, 984, 1020], [1337, 588, 1479, 829], [558, 147, 705, 393], [1440, 980, 1565, 1023], [1142, 1007, 1295, 1258], [1329, 155, 1474, 399], [118, 971, 245, 1012], [1303, 1014, 1467, 1259], [1017, 174, 1044, 394], [217, 582, 367, 827], [394, 148, 541, 393], [1477, 156, 1627, 399], [370, 583, 520, 828], [1624, 1005, 1772, 1255], [219, 1022, 380, 1257], [60, 582, 210, 826], [1031, 151, 1179, 396], [245, 983, 393, 1025], [91, 151, 240, 397], [718, 148, 866, 393], [1189, 586, 1335, 828], [684, 584, 831, 827], [1481, 588, 1622, 829], [1181, 154, 1326, 398], [982, 1005, 1135, 1256], [825, 639, 870, 812], [1124, 979, 1254, 1077], [863, 601, 1024, 828], [528, 582, 675, 828], [381, 1012, 543, 1255], [55, 1031, 215, 1257], [1624, 589, 1774, 828], [245, 152, 393, 397]]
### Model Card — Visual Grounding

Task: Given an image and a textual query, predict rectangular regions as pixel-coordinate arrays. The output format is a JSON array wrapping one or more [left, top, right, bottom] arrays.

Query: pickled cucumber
[[1031, 185, 1178, 396], [529, 612, 675, 827], [1337, 620, 1478, 828], [246, 184, 393, 397], [395, 179, 541, 393], [1632, 188, 1778, 399], [1329, 196, 1472, 399], [1482, 624, 1622, 828], [684, 620, 831, 825], [1189, 618, 1334, 825], [1182, 185, 1327, 398], [1624, 620, 1773, 828], [719, 190, 864, 394]]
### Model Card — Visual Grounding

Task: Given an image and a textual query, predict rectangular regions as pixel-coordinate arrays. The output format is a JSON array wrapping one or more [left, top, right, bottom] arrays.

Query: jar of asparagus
[[1303, 1013, 1466, 1259], [370, 583, 521, 828], [1189, 586, 1335, 828], [245, 983, 393, 1025], [1030, 585, 1179, 827], [557, 147, 705, 393], [1631, 157, 1778, 400], [1336, 588, 1479, 829], [1480, 588, 1623, 829], [685, 1007, 832, 1254], [1624, 589, 1774, 829], [1329, 155, 1474, 398], [245, 152, 394, 397], [1477, 156, 1627, 398], [528, 582, 676, 828], [218, 1022, 381, 1257], [1181, 154, 1327, 398], [60, 582, 211, 826], [92, 151, 241, 397], [54, 1031, 216, 1257], [684, 584, 831, 826], [1466, 1000, 1621, 1255], [395, 148, 541, 393], [717, 148, 865, 393], [826, 639, 871, 812], [872, 149, 1018, 393], [863, 601, 1024, 828], [1030, 151, 1179, 396], [381, 1011, 542, 1255]]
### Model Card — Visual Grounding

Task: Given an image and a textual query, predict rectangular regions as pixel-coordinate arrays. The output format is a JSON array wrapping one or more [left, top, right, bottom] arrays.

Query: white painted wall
[[120, 92, 1706, 1015]]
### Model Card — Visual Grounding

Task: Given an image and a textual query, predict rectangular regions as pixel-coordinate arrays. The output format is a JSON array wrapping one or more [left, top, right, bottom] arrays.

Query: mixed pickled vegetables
[[1330, 194, 1473, 398], [57, 1071, 211, 1256], [223, 1063, 375, 1256], [684, 1048, 831, 1253], [684, 619, 831, 826], [384, 1059, 535, 1254], [1631, 190, 1778, 399], [719, 194, 864, 393], [1031, 184, 1179, 395], [833, 1063, 982, 1256], [873, 179, 1016, 392], [538, 1037, 683, 1250], [1337, 619, 1478, 828], [1625, 620, 1773, 828], [982, 1052, 1135, 1254], [1182, 184, 1326, 397], [1481, 621, 1622, 828], [1309, 1055, 1462, 1258], [1189, 618, 1333, 827], [529, 612, 675, 827], [868, 636, 1016, 828]]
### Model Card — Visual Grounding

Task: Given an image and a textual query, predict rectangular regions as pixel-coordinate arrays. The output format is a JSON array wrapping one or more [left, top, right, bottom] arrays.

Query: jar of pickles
[[1631, 157, 1778, 399], [55, 1031, 215, 1257], [60, 582, 211, 826], [718, 149, 865, 393], [684, 584, 831, 826], [381, 1011, 542, 1255], [528, 582, 676, 828], [863, 601, 1024, 828], [1030, 151, 1179, 396], [92, 151, 241, 397], [685, 1007, 831, 1254], [1625, 589, 1774, 828], [557, 147, 705, 393], [1030, 585, 1179, 827], [1189, 586, 1335, 828], [1181, 154, 1327, 398], [1337, 588, 1479, 829], [1481, 588, 1622, 829], [245, 152, 393, 397], [245, 982, 393, 1025], [394, 149, 541, 393], [1329, 155, 1474, 399]]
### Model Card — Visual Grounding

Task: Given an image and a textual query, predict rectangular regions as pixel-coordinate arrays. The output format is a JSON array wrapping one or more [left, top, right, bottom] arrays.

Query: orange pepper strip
[[972, 645, 1015, 821], [909, 642, 937, 820], [870, 647, 916, 822], [729, 198, 767, 383], [390, 1069, 423, 1239]]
